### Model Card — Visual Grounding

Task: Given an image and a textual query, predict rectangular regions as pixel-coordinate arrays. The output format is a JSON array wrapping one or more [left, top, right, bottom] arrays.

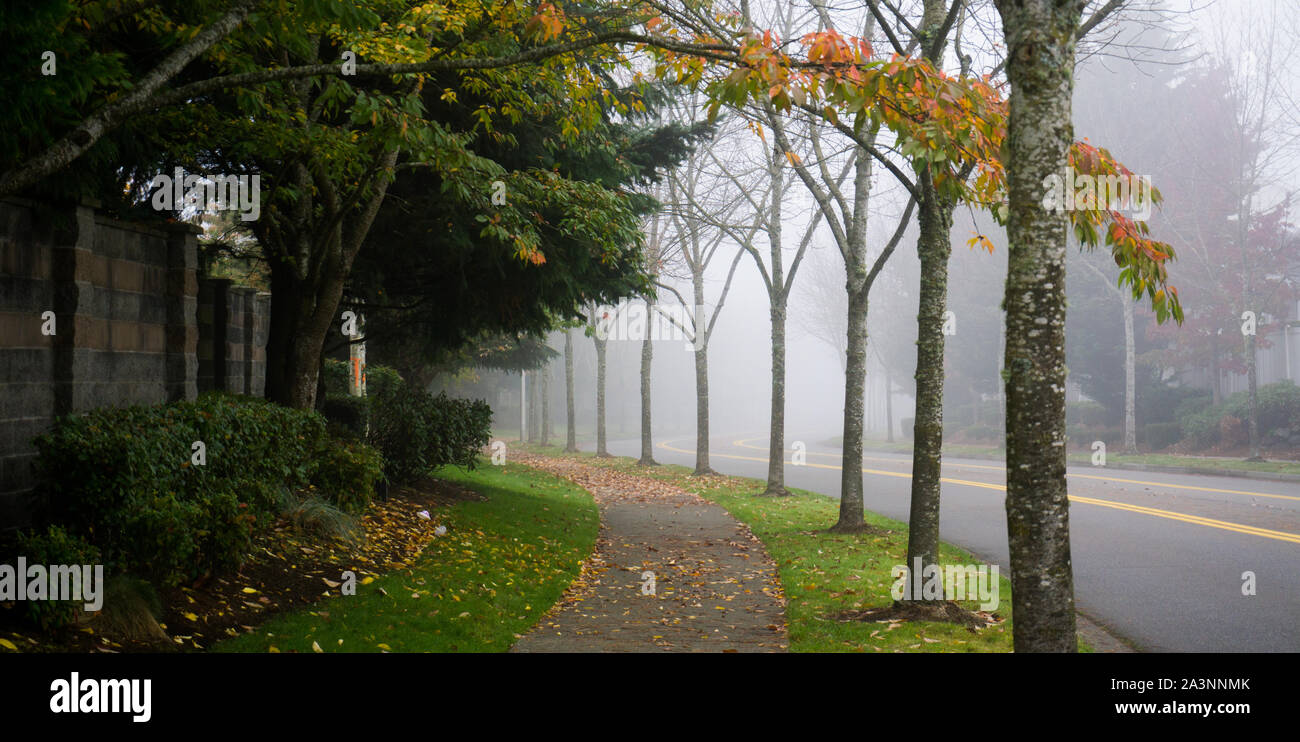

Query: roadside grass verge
[[1069, 452, 1300, 476], [512, 442, 1075, 653], [827, 437, 1300, 476], [213, 462, 598, 653]]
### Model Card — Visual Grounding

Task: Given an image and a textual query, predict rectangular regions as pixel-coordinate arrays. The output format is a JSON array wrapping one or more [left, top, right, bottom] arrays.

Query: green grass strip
[[214, 462, 598, 653]]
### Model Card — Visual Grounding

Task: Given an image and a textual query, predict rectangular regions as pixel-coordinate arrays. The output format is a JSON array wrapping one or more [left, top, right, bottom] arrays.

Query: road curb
[[1076, 611, 1140, 653]]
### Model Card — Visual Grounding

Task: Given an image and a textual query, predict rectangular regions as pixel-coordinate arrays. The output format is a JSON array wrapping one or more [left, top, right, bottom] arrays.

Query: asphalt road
[[606, 433, 1300, 652]]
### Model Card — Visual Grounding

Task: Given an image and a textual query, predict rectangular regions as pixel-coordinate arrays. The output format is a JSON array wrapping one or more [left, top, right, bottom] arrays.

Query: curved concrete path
[[510, 453, 787, 653]]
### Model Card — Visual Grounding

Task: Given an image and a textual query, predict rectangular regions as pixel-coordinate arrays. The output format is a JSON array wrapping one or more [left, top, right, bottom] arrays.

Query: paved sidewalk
[[510, 453, 787, 653]]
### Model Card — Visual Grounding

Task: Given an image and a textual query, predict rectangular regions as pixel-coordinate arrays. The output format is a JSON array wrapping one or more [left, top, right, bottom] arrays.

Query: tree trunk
[[1246, 329, 1263, 460], [885, 368, 895, 443], [265, 258, 341, 410], [996, 0, 1083, 653], [261, 147, 399, 412], [565, 329, 578, 452], [1123, 297, 1138, 453], [762, 302, 791, 495], [692, 343, 713, 474], [595, 336, 609, 457], [639, 315, 657, 465], [528, 367, 541, 443], [905, 177, 955, 591], [827, 137, 879, 532], [692, 273, 714, 475], [518, 371, 527, 443], [831, 285, 869, 531], [541, 357, 551, 447]]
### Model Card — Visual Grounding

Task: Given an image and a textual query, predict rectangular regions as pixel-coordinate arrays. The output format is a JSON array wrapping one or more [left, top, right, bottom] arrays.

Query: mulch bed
[[0, 477, 478, 653]]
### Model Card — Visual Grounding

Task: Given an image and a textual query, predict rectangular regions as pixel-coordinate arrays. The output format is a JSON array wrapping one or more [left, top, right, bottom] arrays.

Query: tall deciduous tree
[[661, 110, 751, 475], [588, 303, 619, 457], [902, 0, 965, 594], [995, 0, 1087, 652]]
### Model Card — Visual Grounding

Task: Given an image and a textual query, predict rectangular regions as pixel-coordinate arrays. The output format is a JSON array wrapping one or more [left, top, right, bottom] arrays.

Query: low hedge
[[320, 395, 369, 439], [321, 360, 492, 484], [369, 386, 492, 483], [1140, 421, 1182, 451], [9, 525, 102, 631], [310, 438, 384, 515], [28, 393, 380, 588], [1178, 381, 1300, 447]]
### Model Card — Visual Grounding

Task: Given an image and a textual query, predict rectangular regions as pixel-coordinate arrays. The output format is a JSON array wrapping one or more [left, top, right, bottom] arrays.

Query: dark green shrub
[[310, 438, 384, 514], [424, 393, 493, 470], [322, 359, 351, 396], [320, 361, 402, 439], [31, 393, 328, 586], [1176, 382, 1300, 448], [1252, 381, 1300, 433], [1140, 386, 1209, 426], [321, 395, 370, 439], [1179, 406, 1220, 447], [366, 364, 405, 398], [1140, 422, 1183, 451], [12, 526, 101, 631], [1174, 394, 1214, 429], [325, 360, 490, 483], [323, 359, 404, 399], [369, 386, 492, 483], [1066, 401, 1108, 427]]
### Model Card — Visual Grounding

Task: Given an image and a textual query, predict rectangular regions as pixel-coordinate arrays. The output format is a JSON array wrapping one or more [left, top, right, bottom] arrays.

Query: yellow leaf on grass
[[242, 587, 259, 594], [182, 612, 198, 622], [0, 638, 17, 651], [376, 643, 392, 651], [311, 641, 323, 653]]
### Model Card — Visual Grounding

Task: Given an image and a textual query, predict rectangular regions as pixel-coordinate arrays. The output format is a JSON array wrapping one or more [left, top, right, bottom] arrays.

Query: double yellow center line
[[655, 438, 1300, 546]]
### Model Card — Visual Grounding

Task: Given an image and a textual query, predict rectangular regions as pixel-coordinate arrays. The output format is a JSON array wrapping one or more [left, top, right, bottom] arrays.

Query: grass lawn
[[516, 443, 1073, 653], [213, 462, 598, 653]]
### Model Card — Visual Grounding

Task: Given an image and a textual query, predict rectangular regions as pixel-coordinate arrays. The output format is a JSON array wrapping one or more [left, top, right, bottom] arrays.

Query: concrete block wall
[[197, 280, 270, 396], [0, 197, 266, 530]]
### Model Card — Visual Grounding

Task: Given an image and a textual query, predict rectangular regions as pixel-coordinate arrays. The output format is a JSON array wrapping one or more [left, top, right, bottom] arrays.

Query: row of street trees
[[556, 0, 1188, 651], [7, 0, 1195, 651]]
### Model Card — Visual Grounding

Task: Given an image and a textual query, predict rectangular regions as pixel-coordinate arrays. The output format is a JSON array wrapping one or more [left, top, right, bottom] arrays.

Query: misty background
[[436, 0, 1300, 459]]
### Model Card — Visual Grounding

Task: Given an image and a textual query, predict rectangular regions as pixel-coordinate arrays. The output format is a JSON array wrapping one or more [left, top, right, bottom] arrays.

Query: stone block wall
[[0, 198, 268, 530]]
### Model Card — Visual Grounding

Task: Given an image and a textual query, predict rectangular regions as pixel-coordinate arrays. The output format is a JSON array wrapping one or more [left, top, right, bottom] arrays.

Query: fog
[[440, 0, 1300, 461]]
